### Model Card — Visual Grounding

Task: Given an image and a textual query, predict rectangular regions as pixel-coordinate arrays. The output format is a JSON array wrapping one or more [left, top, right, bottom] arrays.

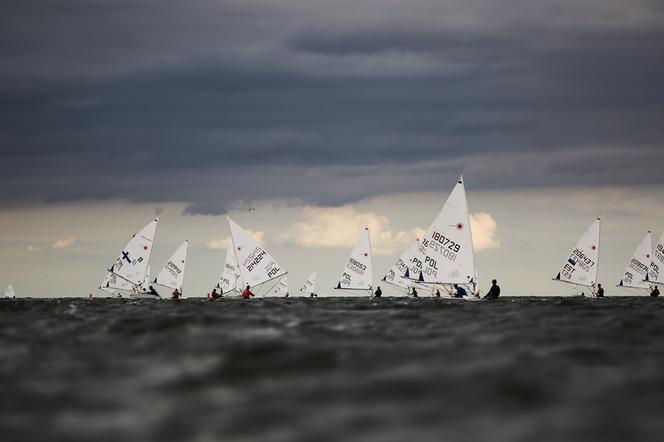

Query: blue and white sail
[[110, 218, 158, 287]]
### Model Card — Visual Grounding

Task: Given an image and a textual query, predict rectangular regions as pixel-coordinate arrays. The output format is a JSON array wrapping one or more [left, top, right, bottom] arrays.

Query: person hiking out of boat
[[435, 289, 441, 298], [148, 285, 159, 297], [651, 286, 660, 298], [453, 284, 467, 298], [484, 279, 501, 300], [172, 288, 182, 300], [242, 285, 254, 299], [596, 283, 604, 297], [374, 286, 382, 298], [210, 288, 221, 300]]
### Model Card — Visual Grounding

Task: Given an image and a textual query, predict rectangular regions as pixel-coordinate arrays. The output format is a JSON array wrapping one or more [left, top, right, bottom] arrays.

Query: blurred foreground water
[[1, 297, 663, 442]]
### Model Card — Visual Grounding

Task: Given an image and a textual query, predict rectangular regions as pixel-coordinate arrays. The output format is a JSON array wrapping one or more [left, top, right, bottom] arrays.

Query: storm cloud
[[1, 0, 663, 213]]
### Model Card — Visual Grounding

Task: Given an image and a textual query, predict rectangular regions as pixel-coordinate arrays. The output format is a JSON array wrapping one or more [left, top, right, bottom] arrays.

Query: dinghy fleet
[[2, 175, 660, 299]]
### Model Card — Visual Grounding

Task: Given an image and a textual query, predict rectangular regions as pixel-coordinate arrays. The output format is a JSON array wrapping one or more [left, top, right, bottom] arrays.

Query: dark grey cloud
[[1, 0, 663, 213]]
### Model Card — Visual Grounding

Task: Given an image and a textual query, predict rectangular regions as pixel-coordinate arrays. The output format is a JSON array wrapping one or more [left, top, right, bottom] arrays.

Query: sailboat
[[228, 217, 287, 297], [553, 218, 601, 296], [647, 232, 664, 288], [268, 275, 289, 297], [300, 271, 318, 297], [212, 238, 244, 296], [153, 240, 188, 299], [105, 218, 159, 298], [101, 270, 134, 297], [2, 284, 15, 299], [406, 176, 477, 298], [618, 231, 652, 293], [335, 227, 373, 295], [382, 239, 434, 296]]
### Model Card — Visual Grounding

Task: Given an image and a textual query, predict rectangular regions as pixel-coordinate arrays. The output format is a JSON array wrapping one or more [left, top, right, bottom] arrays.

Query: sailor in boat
[[483, 279, 501, 300], [242, 285, 255, 299], [310, 292, 317, 297], [651, 286, 660, 298], [172, 288, 182, 300], [411, 287, 418, 297], [453, 284, 467, 298], [595, 283, 604, 298], [373, 286, 382, 298], [148, 285, 160, 297], [435, 289, 441, 298], [210, 288, 221, 300]]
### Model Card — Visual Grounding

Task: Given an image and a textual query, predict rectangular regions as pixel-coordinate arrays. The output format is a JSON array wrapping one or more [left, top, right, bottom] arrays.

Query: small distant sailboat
[[228, 217, 287, 296], [335, 227, 373, 295], [2, 284, 15, 299], [153, 240, 188, 298], [647, 233, 664, 287], [553, 218, 601, 296], [300, 271, 317, 296], [618, 231, 652, 293], [406, 176, 477, 298], [213, 238, 244, 296], [268, 275, 289, 297], [104, 218, 159, 298]]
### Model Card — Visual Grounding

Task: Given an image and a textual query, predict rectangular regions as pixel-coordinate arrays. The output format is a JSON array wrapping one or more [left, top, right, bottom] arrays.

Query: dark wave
[[0, 297, 662, 441]]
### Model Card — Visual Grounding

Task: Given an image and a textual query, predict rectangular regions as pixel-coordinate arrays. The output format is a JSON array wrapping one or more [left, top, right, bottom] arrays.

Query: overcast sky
[[1, 0, 663, 296]]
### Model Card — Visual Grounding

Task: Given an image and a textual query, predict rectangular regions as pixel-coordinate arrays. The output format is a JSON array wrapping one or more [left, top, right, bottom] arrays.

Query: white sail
[[215, 240, 243, 294], [101, 271, 135, 293], [300, 271, 317, 295], [2, 284, 15, 298], [228, 217, 285, 290], [268, 275, 289, 297], [648, 232, 664, 285], [142, 265, 152, 292], [618, 231, 652, 290], [411, 177, 475, 285], [110, 218, 158, 286], [554, 218, 601, 288], [336, 227, 373, 291], [384, 240, 427, 290], [154, 241, 188, 292]]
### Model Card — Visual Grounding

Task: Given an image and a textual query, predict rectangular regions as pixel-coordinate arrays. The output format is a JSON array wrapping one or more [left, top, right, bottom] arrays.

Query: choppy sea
[[1, 297, 663, 442]]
